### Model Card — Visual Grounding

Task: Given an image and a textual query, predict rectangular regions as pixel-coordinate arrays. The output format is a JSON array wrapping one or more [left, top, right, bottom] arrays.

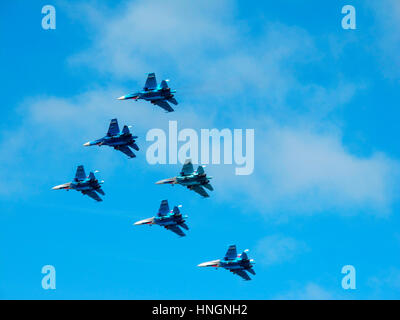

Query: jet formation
[[198, 245, 256, 281], [84, 118, 139, 158], [156, 159, 213, 198], [53, 72, 256, 281], [52, 165, 105, 202], [134, 200, 189, 237], [117, 73, 178, 112]]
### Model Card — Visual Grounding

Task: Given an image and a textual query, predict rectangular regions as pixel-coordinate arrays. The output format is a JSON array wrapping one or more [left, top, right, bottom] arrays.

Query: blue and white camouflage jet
[[198, 245, 256, 281], [117, 73, 178, 112], [52, 165, 105, 202], [134, 200, 188, 237], [83, 118, 139, 158], [156, 159, 213, 198]]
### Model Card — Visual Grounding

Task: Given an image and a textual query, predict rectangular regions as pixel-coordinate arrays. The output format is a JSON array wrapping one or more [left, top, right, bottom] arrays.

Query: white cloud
[[366, 0, 400, 79], [256, 234, 309, 266], [213, 122, 399, 217], [368, 267, 400, 291]]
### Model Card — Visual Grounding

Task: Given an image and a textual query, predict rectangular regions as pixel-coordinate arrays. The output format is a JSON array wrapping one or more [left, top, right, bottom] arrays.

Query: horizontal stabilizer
[[116, 145, 136, 158], [247, 268, 256, 275], [166, 224, 185, 237], [203, 183, 213, 191], [152, 99, 174, 112], [180, 222, 189, 230], [131, 142, 139, 151], [96, 188, 105, 196], [192, 185, 209, 198], [167, 97, 178, 105]]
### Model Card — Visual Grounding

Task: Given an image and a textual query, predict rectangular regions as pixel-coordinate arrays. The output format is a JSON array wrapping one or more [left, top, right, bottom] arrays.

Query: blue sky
[[1, 0, 400, 299]]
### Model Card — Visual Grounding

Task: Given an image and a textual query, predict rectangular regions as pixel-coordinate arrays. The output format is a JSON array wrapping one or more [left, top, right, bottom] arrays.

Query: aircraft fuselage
[[71, 179, 100, 192], [139, 88, 174, 102], [86, 134, 138, 149], [176, 174, 210, 187], [220, 259, 253, 271]]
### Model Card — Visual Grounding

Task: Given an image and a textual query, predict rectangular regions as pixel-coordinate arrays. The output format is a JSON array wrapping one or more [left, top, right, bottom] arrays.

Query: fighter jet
[[83, 118, 139, 158], [198, 245, 256, 281], [134, 200, 189, 237], [52, 165, 105, 202], [117, 73, 178, 112], [156, 159, 213, 198]]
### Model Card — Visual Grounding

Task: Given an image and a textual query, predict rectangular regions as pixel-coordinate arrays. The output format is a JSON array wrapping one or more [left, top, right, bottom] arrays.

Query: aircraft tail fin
[[160, 80, 169, 89], [75, 165, 86, 181], [107, 118, 120, 136], [122, 125, 130, 135], [144, 73, 157, 90], [197, 165, 205, 175], [241, 251, 249, 260], [173, 205, 181, 215], [88, 172, 96, 180]]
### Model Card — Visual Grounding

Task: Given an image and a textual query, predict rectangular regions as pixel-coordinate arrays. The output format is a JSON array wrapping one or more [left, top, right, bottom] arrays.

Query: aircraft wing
[[166, 224, 185, 237], [75, 165, 86, 181], [107, 118, 120, 136], [158, 200, 170, 216], [144, 73, 157, 90], [231, 269, 251, 281], [224, 245, 237, 260], [192, 185, 209, 198], [152, 99, 174, 112], [115, 145, 136, 158], [82, 190, 102, 202], [180, 159, 194, 176]]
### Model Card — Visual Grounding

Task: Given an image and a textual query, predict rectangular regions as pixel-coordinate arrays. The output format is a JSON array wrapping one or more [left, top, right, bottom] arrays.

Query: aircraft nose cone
[[156, 178, 175, 185], [117, 95, 126, 100], [197, 262, 208, 267], [83, 141, 90, 146]]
